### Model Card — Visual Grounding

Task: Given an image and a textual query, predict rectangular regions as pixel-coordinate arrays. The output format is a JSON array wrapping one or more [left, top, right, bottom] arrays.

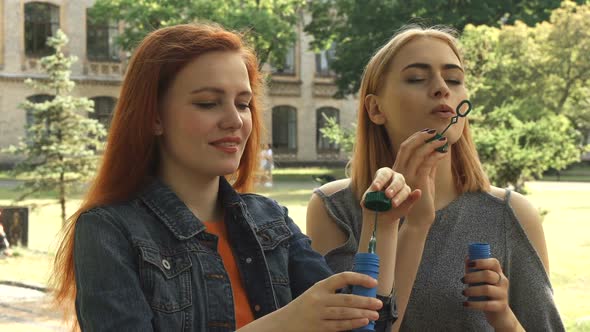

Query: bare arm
[[306, 181, 349, 256], [495, 188, 549, 273]]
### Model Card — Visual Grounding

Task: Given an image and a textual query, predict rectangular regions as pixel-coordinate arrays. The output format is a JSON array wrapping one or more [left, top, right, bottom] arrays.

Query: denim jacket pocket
[[138, 245, 192, 313], [256, 220, 293, 306], [256, 220, 292, 250]]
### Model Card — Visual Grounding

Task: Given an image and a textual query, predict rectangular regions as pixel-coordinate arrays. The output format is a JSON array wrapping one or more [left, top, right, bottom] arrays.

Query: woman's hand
[[462, 258, 523, 331], [392, 129, 448, 227], [361, 167, 421, 224], [278, 272, 383, 332]]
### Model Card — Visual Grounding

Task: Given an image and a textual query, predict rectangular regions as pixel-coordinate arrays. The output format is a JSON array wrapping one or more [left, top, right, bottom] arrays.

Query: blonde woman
[[307, 25, 564, 331]]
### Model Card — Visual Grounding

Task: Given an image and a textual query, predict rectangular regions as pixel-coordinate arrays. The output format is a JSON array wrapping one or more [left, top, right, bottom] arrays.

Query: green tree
[[4, 30, 106, 225], [90, 0, 305, 69], [318, 2, 590, 191], [471, 104, 581, 192], [462, 0, 590, 150], [305, 0, 585, 96], [319, 115, 355, 156]]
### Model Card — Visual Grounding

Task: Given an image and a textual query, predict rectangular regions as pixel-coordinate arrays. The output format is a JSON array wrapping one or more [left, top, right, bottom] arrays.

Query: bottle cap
[[469, 243, 491, 260], [364, 191, 391, 211]]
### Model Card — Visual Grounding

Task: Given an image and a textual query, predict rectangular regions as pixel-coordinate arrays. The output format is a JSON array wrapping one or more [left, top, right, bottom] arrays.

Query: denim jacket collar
[[138, 176, 246, 240]]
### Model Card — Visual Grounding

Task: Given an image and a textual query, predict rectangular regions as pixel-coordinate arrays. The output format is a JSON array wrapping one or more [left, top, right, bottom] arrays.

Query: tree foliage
[[319, 115, 355, 157], [318, 1, 589, 191], [4, 30, 106, 224], [90, 0, 305, 69], [305, 0, 586, 96], [471, 104, 581, 192]]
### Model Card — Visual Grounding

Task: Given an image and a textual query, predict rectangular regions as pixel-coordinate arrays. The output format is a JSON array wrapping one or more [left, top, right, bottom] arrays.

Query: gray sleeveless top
[[314, 185, 565, 331]]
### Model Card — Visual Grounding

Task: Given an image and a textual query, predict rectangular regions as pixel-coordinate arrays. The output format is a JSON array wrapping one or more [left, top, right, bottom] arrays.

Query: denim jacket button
[[245, 257, 252, 264], [254, 304, 261, 312], [162, 259, 171, 270]]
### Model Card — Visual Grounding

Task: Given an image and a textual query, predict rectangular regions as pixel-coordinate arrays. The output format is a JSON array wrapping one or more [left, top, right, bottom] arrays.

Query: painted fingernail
[[463, 301, 469, 307], [461, 290, 466, 296], [460, 277, 465, 284], [427, 129, 437, 134], [467, 262, 476, 268], [438, 136, 447, 141]]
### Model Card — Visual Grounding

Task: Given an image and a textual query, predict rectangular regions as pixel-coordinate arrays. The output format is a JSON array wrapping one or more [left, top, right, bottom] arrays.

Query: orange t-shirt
[[203, 220, 255, 328]]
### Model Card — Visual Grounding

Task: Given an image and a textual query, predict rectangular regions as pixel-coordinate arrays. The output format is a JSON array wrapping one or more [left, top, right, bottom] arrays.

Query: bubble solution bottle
[[351, 191, 390, 331], [468, 242, 491, 301]]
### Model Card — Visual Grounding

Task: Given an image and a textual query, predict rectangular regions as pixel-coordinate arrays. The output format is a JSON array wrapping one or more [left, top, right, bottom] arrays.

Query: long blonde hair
[[350, 25, 490, 200]]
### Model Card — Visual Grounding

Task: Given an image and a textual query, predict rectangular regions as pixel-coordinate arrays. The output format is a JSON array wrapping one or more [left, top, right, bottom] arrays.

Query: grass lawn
[[1, 168, 588, 330]]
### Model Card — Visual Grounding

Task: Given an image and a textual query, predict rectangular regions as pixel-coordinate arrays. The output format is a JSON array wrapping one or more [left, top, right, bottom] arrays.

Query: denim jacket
[[74, 177, 395, 331]]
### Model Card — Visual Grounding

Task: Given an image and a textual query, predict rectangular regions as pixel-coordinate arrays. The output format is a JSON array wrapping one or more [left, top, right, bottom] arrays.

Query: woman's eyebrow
[[402, 63, 464, 72], [190, 87, 252, 97]]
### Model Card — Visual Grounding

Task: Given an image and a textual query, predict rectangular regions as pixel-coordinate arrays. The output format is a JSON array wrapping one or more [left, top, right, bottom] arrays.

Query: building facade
[[0, 0, 356, 166]]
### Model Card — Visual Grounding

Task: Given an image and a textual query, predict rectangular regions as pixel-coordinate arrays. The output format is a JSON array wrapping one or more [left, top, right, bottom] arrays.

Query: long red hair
[[50, 23, 265, 325]]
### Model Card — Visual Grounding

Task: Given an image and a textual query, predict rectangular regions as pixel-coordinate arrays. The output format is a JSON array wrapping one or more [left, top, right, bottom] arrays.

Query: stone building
[[0, 0, 356, 166]]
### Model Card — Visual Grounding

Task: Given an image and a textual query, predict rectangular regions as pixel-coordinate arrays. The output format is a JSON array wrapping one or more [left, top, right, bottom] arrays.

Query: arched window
[[89, 96, 116, 129], [316, 107, 340, 152], [272, 105, 297, 152], [25, 94, 54, 138], [25, 2, 60, 56]]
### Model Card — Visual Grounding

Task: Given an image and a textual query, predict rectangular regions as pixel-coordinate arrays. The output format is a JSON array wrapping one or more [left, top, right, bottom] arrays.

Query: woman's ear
[[365, 94, 386, 125]]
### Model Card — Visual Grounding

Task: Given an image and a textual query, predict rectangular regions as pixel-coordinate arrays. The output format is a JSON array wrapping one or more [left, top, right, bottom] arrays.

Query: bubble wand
[[426, 99, 472, 152]]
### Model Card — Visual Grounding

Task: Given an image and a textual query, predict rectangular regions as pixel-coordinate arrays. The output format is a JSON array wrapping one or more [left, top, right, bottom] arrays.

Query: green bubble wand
[[425, 99, 473, 153]]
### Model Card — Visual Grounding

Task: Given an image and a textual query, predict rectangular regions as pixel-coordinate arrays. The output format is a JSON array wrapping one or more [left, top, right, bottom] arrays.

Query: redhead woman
[[50, 24, 418, 332], [307, 25, 564, 331]]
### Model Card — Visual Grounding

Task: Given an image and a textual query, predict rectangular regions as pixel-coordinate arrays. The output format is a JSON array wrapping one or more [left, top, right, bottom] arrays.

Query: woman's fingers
[[319, 272, 378, 293], [321, 293, 383, 311], [465, 258, 502, 274], [370, 167, 397, 192], [463, 300, 509, 312], [463, 269, 505, 286], [392, 189, 421, 212], [322, 305, 380, 321], [463, 284, 505, 300], [402, 135, 447, 176], [321, 318, 371, 331], [462, 257, 510, 314]]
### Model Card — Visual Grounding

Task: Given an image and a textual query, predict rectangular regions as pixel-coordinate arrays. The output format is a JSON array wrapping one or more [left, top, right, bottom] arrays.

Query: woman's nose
[[431, 78, 450, 99], [220, 104, 244, 130]]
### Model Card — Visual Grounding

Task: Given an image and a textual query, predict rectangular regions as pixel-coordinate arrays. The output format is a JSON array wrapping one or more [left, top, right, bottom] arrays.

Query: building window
[[89, 96, 116, 129], [87, 9, 119, 62], [317, 107, 340, 152], [25, 94, 54, 139], [272, 106, 297, 152], [271, 45, 296, 76], [25, 2, 60, 57], [315, 43, 336, 77]]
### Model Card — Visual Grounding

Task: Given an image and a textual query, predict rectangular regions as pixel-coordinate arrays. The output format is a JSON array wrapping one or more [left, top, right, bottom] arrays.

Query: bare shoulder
[[316, 178, 351, 196], [306, 178, 350, 255], [488, 186, 550, 272], [488, 186, 541, 229]]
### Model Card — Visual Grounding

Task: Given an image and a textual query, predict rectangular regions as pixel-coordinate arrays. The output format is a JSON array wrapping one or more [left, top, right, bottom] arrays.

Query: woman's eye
[[193, 102, 217, 109], [407, 78, 425, 83], [237, 103, 251, 111], [446, 79, 462, 85]]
